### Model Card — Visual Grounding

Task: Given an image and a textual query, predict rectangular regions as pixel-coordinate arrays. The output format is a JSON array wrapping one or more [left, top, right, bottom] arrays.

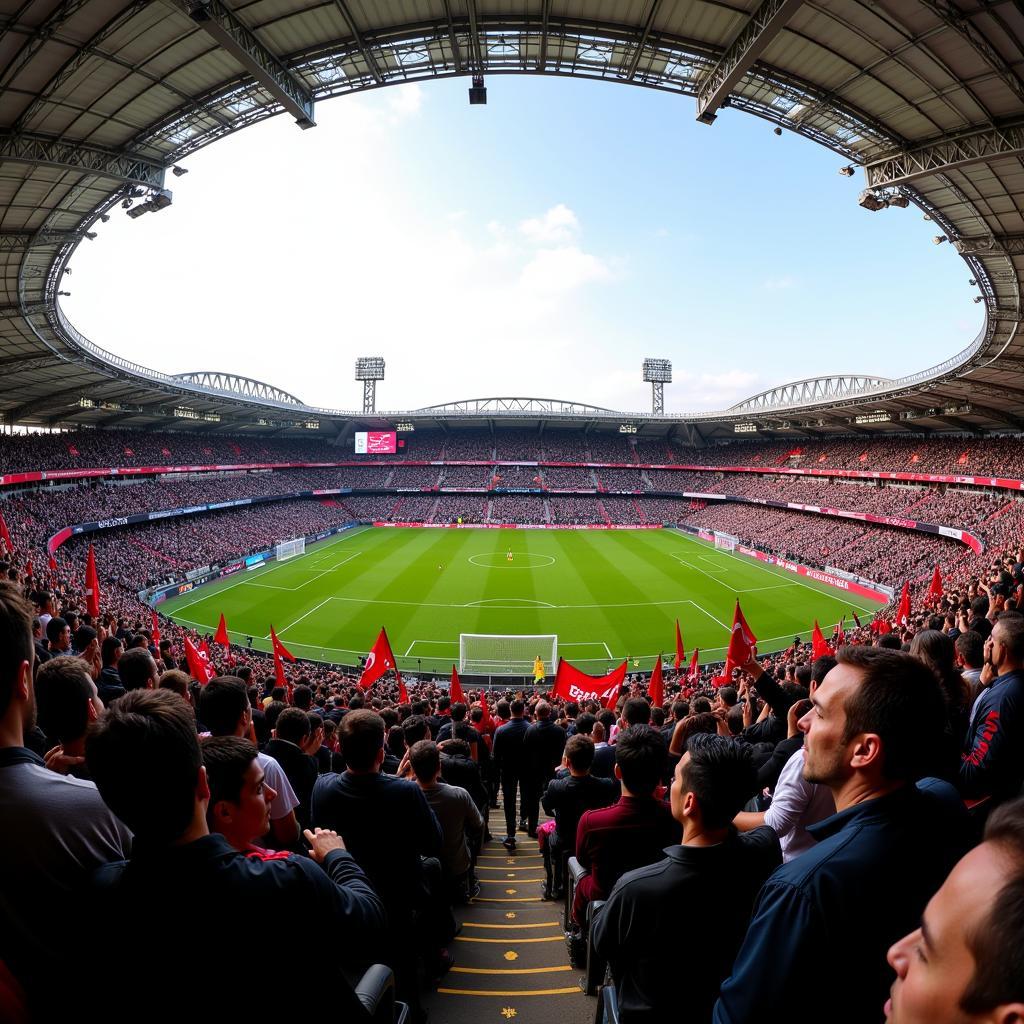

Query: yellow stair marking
[[437, 987, 580, 997], [450, 966, 572, 975], [455, 936, 564, 944], [461, 922, 560, 930]]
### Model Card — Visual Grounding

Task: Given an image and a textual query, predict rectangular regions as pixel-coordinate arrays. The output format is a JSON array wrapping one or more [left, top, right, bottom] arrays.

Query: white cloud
[[386, 83, 423, 118], [519, 203, 579, 244], [519, 246, 613, 294], [761, 275, 797, 292]]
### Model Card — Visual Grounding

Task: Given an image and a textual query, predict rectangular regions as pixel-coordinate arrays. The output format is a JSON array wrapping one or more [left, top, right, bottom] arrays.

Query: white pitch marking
[[272, 597, 334, 639], [684, 599, 731, 632]]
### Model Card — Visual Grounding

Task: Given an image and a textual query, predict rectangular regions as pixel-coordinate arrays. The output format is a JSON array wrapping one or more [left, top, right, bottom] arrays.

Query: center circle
[[468, 552, 556, 569]]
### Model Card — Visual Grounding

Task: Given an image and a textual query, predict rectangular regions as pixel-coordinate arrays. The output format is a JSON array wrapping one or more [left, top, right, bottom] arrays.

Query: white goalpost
[[460, 634, 558, 676], [275, 537, 306, 561], [713, 531, 739, 552]]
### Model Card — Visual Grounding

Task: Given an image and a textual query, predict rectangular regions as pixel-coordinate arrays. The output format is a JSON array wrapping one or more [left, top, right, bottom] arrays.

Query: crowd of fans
[[3, 553, 1022, 1022]]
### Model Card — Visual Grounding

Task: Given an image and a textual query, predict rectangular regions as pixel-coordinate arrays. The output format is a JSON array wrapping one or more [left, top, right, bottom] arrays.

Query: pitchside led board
[[354, 431, 397, 455]]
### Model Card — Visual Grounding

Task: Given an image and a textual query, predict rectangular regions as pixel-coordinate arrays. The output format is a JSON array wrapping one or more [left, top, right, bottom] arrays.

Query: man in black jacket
[[593, 735, 781, 1022], [541, 734, 617, 899], [522, 701, 566, 836], [492, 699, 530, 849], [86, 689, 385, 1023], [265, 706, 319, 831]]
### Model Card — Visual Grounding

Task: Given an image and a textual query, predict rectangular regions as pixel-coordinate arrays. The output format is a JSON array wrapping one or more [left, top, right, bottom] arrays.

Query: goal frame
[[275, 537, 306, 561], [713, 531, 739, 552], [459, 634, 558, 677]]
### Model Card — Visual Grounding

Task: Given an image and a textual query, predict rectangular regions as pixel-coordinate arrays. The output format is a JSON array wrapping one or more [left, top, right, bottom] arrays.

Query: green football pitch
[[160, 526, 881, 676]]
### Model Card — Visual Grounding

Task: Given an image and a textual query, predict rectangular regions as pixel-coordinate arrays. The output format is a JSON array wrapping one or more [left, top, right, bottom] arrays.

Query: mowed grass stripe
[[161, 527, 886, 670]]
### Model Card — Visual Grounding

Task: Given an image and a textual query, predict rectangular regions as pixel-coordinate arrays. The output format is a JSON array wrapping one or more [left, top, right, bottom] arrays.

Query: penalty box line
[[404, 639, 613, 658]]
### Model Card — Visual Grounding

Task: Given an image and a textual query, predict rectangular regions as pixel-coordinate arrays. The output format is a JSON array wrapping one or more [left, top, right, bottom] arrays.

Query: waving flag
[[552, 658, 627, 708], [0, 510, 12, 554], [927, 565, 943, 605], [686, 648, 700, 686], [478, 688, 494, 731], [150, 611, 161, 646], [674, 620, 685, 671], [358, 627, 403, 691], [649, 656, 664, 709], [450, 665, 465, 705], [184, 635, 215, 685], [85, 544, 101, 618], [896, 581, 911, 628], [713, 601, 758, 687], [811, 620, 834, 660], [270, 625, 295, 663]]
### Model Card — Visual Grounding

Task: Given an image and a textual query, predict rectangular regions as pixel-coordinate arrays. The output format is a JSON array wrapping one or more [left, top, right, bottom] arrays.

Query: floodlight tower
[[642, 358, 672, 414], [354, 357, 385, 414]]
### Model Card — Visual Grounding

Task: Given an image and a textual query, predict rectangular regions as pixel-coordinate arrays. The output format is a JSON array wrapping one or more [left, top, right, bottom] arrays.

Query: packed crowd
[[3, 551, 1022, 1023]]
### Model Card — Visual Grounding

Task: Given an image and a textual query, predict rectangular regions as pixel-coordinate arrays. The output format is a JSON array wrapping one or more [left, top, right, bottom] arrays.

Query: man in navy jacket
[[714, 648, 969, 1024], [959, 614, 1024, 804]]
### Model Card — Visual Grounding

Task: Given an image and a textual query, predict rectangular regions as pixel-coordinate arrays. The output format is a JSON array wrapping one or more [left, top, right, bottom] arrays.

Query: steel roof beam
[[330, 0, 383, 85], [0, 229, 96, 251], [695, 0, 804, 125], [626, 0, 663, 81], [864, 119, 1024, 190], [187, 0, 315, 129], [0, 131, 165, 189], [953, 233, 1024, 257]]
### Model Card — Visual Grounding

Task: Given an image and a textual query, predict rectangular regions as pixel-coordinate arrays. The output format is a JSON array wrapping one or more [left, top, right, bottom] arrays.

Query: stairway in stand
[[423, 799, 594, 1024]]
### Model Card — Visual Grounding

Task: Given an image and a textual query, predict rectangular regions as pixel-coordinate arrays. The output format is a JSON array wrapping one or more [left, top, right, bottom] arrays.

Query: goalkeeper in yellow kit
[[533, 655, 545, 683]]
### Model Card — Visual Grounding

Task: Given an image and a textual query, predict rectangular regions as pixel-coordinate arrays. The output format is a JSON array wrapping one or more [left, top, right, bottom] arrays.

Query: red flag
[[649, 656, 664, 708], [85, 544, 100, 618], [48, 553, 57, 573], [273, 645, 289, 693], [0, 510, 12, 554], [184, 635, 215, 685], [214, 613, 230, 648], [552, 658, 627, 708], [199, 638, 215, 665], [712, 601, 758, 687], [927, 565, 943, 605], [686, 648, 700, 685], [398, 677, 410, 704], [811, 620, 834, 660], [478, 688, 494, 731], [851, 610, 862, 629], [674, 620, 685, 671], [835, 617, 846, 647], [270, 625, 295, 663], [896, 581, 911, 627], [25, 559, 32, 579], [450, 665, 465, 705], [358, 627, 403, 691], [150, 611, 161, 645]]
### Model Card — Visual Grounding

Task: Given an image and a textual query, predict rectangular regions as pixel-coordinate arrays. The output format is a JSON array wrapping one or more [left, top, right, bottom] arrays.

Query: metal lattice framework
[[0, 1, 1021, 442], [171, 372, 305, 404], [416, 397, 620, 416], [729, 376, 895, 413]]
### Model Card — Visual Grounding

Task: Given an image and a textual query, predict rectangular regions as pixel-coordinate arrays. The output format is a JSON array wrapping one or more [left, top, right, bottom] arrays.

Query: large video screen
[[354, 430, 397, 454]]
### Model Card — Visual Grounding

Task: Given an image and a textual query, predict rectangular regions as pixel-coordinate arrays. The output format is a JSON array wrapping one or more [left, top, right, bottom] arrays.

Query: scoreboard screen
[[354, 430, 397, 454]]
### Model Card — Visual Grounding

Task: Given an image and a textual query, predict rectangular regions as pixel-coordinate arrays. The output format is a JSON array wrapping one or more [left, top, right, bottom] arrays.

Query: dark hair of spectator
[[201, 735, 258, 807], [623, 697, 651, 725], [683, 733, 758, 829], [159, 669, 192, 699], [564, 734, 595, 773], [409, 739, 440, 783], [197, 675, 249, 737], [276, 707, 310, 745], [402, 714, 429, 746], [836, 645, 947, 781], [118, 648, 156, 691], [35, 656, 93, 745], [0, 583, 33, 719], [574, 712, 596, 737], [86, 689, 200, 844], [614, 724, 666, 795], [340, 709, 385, 772]]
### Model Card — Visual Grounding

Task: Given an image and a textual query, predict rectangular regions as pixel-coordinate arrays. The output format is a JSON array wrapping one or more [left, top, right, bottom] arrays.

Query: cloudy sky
[[63, 75, 978, 415]]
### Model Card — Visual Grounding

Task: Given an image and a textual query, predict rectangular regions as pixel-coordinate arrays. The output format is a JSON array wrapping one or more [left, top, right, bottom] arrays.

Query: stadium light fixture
[[469, 74, 487, 104], [933, 235, 948, 245], [838, 166, 855, 176], [618, 423, 638, 434], [355, 356, 385, 414], [734, 423, 757, 433], [974, 296, 984, 303], [773, 126, 782, 136], [642, 358, 672, 415], [857, 190, 886, 211], [854, 412, 891, 425], [172, 165, 189, 177], [969, 279, 977, 286], [395, 421, 415, 432]]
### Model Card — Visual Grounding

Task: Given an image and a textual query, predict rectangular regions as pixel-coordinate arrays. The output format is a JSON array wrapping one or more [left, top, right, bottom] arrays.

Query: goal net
[[714, 531, 738, 552], [275, 537, 305, 561], [460, 634, 558, 676]]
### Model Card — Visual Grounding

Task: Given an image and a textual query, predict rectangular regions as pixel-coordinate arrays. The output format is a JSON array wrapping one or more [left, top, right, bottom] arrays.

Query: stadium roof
[[0, 0, 1022, 442]]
